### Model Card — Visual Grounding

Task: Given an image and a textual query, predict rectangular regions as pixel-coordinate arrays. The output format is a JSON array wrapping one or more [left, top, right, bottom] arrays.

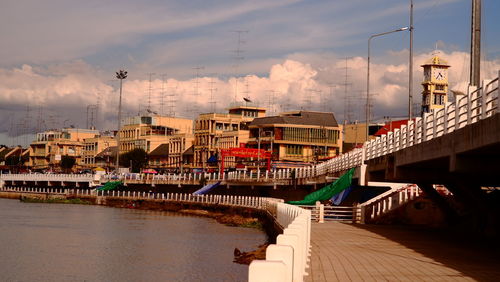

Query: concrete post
[[266, 244, 294, 282], [249, 260, 287, 282], [276, 234, 300, 282]]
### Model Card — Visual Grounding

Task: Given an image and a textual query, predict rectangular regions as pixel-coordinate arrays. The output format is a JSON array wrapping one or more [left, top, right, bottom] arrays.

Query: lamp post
[[115, 70, 128, 172], [366, 27, 408, 142]]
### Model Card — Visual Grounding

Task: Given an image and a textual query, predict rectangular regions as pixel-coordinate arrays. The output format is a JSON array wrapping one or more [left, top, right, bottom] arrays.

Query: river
[[0, 198, 266, 281]]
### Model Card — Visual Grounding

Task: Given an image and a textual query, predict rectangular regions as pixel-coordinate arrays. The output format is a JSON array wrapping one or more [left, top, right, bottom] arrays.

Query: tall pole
[[115, 70, 128, 172], [367, 27, 409, 142], [470, 0, 481, 87], [409, 0, 414, 120]]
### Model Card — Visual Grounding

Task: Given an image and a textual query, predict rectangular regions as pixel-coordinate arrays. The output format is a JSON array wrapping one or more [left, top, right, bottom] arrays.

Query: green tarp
[[287, 168, 355, 206], [97, 181, 122, 191]]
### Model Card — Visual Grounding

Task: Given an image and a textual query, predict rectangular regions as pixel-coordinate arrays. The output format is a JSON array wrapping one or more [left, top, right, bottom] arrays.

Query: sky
[[1, 0, 499, 146]]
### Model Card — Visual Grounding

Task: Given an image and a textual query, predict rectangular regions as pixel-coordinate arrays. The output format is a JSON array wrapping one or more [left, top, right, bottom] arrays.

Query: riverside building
[[193, 106, 266, 170], [29, 128, 99, 170], [117, 115, 193, 155], [247, 111, 343, 165]]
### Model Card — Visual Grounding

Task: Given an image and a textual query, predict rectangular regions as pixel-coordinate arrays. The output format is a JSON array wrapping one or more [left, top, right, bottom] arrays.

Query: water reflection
[[0, 198, 265, 281]]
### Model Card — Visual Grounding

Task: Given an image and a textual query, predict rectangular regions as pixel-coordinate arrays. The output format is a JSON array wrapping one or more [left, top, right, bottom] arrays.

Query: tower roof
[[421, 55, 450, 67]]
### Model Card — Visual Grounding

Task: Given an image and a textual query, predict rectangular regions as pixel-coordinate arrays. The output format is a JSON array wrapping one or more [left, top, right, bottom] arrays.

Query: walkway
[[305, 222, 500, 281]]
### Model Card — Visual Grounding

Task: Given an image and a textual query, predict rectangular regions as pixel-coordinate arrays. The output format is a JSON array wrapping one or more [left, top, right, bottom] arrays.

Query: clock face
[[433, 68, 446, 80]]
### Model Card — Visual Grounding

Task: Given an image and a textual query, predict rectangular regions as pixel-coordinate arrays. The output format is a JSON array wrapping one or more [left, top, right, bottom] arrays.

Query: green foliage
[[60, 155, 76, 172], [119, 148, 148, 173]]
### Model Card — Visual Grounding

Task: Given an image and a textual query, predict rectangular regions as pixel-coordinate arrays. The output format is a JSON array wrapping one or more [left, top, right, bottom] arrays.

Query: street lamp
[[115, 70, 128, 172], [366, 27, 408, 142]]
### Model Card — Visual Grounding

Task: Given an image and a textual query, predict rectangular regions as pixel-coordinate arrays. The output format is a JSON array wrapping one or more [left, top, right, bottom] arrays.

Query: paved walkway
[[305, 222, 500, 281]]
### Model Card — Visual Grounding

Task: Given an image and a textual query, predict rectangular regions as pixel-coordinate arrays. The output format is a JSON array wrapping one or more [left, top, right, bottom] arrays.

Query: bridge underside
[[365, 114, 500, 235]]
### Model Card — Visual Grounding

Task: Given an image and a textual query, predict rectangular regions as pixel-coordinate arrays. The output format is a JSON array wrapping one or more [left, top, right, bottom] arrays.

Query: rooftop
[[249, 111, 339, 127]]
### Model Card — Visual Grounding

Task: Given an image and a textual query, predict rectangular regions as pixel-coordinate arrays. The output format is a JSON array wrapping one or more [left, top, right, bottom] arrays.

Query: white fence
[[250, 203, 311, 282], [0, 173, 94, 182], [359, 184, 421, 222]]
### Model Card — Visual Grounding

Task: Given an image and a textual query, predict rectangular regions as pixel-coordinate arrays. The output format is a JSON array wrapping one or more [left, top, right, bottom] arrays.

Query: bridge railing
[[359, 184, 421, 222], [305, 72, 499, 178]]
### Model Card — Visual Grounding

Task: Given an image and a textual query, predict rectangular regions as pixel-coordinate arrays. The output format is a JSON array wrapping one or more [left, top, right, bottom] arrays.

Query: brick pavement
[[305, 222, 500, 281]]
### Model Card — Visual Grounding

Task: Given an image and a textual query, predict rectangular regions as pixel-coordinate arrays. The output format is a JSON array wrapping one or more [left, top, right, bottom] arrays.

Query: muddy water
[[0, 198, 266, 281]]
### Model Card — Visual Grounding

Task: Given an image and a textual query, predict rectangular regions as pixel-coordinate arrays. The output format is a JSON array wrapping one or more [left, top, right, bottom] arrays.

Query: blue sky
[[0, 0, 499, 146]]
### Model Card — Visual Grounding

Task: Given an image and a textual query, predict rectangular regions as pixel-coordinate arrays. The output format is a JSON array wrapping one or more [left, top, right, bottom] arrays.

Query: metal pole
[[257, 128, 261, 172], [115, 70, 127, 173], [470, 0, 481, 87], [366, 27, 409, 142], [115, 77, 123, 172], [409, 0, 414, 120]]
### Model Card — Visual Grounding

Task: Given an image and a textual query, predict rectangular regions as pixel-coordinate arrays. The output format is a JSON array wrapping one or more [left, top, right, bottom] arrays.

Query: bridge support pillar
[[359, 164, 367, 186]]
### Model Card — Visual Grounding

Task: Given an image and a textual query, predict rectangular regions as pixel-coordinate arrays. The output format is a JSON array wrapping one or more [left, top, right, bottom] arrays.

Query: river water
[[0, 198, 266, 281]]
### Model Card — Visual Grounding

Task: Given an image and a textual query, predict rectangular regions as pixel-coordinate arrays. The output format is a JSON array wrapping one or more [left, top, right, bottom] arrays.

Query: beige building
[[82, 135, 117, 169], [118, 115, 193, 155], [29, 128, 99, 169], [147, 133, 194, 170], [193, 106, 266, 169], [247, 111, 343, 164]]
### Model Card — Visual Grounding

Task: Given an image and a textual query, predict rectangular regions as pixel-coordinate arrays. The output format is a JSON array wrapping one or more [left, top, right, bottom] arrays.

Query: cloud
[[1, 49, 499, 147]]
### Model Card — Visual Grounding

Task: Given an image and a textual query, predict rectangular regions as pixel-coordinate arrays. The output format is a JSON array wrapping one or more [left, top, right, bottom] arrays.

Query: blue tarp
[[330, 185, 353, 205], [192, 181, 221, 195]]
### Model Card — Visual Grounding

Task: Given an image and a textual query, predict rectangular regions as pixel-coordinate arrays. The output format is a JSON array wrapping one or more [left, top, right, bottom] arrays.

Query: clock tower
[[421, 55, 450, 114]]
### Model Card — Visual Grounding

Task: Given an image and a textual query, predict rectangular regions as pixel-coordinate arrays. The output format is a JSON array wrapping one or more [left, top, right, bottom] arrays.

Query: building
[[118, 115, 193, 155], [81, 135, 117, 169], [247, 111, 343, 165], [148, 144, 169, 169], [193, 106, 266, 169], [94, 146, 117, 172], [421, 55, 450, 114], [29, 128, 100, 170]]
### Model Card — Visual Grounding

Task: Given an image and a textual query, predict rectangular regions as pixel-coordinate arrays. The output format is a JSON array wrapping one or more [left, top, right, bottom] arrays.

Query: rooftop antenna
[[230, 30, 249, 103], [340, 57, 353, 122], [86, 104, 98, 129], [267, 90, 278, 116], [242, 75, 251, 103], [167, 85, 178, 117], [146, 73, 156, 114], [160, 74, 167, 116], [208, 75, 218, 113], [192, 66, 205, 115]]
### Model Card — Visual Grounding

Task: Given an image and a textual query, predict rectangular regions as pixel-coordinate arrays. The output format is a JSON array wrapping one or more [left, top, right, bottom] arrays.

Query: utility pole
[[470, 0, 481, 87]]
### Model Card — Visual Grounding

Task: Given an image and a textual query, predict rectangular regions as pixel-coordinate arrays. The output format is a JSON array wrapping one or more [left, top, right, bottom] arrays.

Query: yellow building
[[29, 128, 99, 170], [193, 106, 266, 169], [247, 111, 343, 164], [421, 55, 450, 114], [118, 115, 193, 155], [82, 135, 117, 169]]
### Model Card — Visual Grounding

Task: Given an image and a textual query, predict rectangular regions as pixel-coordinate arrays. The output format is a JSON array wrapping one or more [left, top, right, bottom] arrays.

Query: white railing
[[249, 203, 311, 282], [359, 184, 421, 222], [299, 203, 361, 223], [290, 73, 499, 179], [0, 173, 94, 182]]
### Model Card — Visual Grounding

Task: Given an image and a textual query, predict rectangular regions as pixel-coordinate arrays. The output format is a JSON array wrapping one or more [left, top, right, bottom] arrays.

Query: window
[[286, 145, 303, 155]]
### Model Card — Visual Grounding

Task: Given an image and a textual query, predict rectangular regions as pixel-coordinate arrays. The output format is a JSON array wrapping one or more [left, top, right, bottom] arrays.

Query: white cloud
[[1, 49, 499, 147]]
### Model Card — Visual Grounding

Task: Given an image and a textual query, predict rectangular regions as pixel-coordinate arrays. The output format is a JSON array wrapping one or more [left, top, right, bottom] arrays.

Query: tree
[[119, 148, 148, 173], [60, 156, 76, 173]]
